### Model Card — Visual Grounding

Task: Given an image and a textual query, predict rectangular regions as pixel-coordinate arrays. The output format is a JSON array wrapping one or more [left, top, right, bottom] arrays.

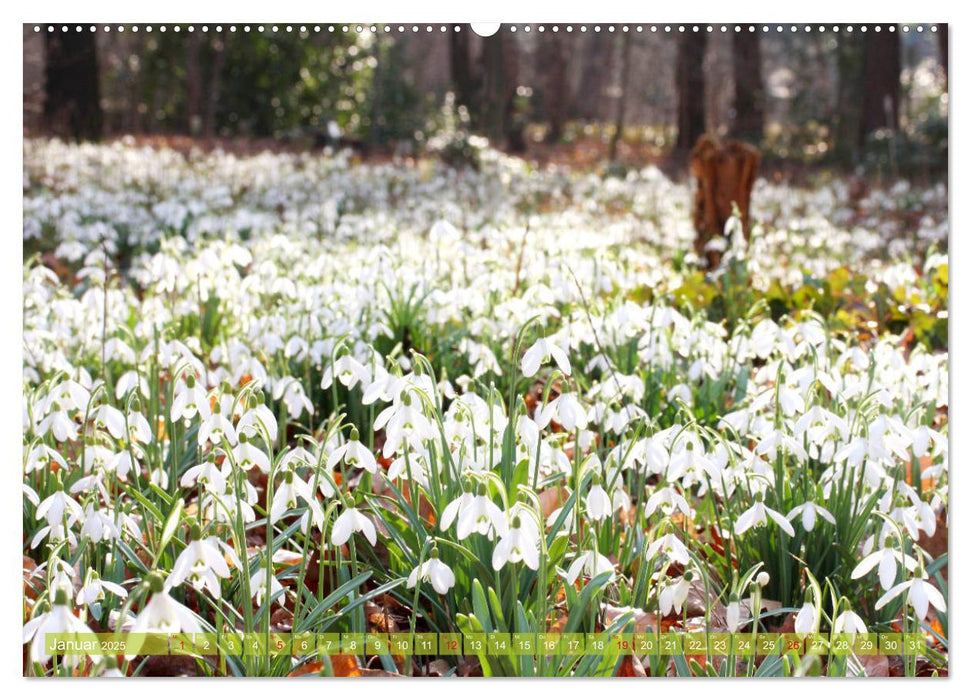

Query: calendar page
[[21, 15, 948, 681]]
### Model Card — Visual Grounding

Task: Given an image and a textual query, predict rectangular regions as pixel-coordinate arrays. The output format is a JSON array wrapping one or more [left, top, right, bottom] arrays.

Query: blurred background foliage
[[24, 24, 947, 177]]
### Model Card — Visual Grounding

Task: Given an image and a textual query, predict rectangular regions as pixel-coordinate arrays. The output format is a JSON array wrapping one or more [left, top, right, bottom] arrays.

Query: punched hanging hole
[[470, 23, 501, 37]]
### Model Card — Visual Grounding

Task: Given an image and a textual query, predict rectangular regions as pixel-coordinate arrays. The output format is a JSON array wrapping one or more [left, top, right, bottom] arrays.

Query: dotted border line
[[31, 24, 940, 35]]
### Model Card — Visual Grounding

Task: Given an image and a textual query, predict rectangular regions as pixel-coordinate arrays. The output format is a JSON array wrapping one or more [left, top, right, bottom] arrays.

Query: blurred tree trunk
[[861, 26, 901, 142], [449, 27, 475, 115], [938, 25, 948, 87], [481, 29, 524, 152], [204, 37, 226, 138], [731, 32, 764, 143], [607, 32, 632, 162], [676, 33, 707, 150], [44, 31, 103, 141], [576, 33, 611, 122], [482, 33, 505, 142], [186, 33, 203, 136], [539, 33, 568, 143], [834, 33, 864, 164]]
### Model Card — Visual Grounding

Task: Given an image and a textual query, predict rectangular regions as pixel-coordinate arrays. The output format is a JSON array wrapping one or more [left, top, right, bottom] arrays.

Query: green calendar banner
[[41, 631, 937, 659]]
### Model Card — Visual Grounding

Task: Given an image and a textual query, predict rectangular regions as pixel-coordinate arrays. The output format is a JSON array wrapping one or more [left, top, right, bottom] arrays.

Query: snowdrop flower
[[272, 377, 313, 419], [249, 567, 286, 607], [407, 547, 456, 594], [646, 533, 691, 566], [38, 403, 79, 442], [270, 470, 316, 524], [180, 459, 227, 494], [735, 492, 795, 537], [644, 485, 691, 518], [794, 600, 818, 634], [565, 550, 614, 585], [584, 475, 613, 522], [24, 444, 68, 474], [833, 609, 868, 635], [440, 487, 475, 531], [23, 586, 100, 668], [35, 489, 84, 528], [322, 354, 370, 390], [232, 434, 271, 473], [166, 526, 238, 597], [536, 393, 588, 431], [492, 515, 539, 570], [521, 336, 571, 377], [659, 571, 694, 616], [726, 594, 742, 633], [851, 537, 918, 591], [79, 505, 121, 543], [875, 566, 946, 620], [93, 403, 127, 440], [131, 574, 203, 634], [76, 571, 128, 606], [236, 403, 278, 443], [456, 485, 508, 540], [171, 375, 210, 422], [326, 429, 377, 474], [331, 507, 377, 546], [198, 413, 238, 447], [787, 501, 836, 532]]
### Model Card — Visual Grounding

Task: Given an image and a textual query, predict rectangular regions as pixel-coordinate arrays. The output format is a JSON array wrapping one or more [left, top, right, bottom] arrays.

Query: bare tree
[[731, 31, 764, 143], [861, 26, 901, 142], [676, 32, 707, 150], [538, 32, 569, 143], [938, 25, 948, 87], [607, 32, 633, 161], [449, 26, 475, 114], [43, 30, 103, 141]]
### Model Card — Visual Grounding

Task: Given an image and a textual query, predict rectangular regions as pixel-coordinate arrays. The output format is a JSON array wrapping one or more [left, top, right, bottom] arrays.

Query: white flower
[[76, 572, 128, 606], [331, 507, 377, 546], [132, 585, 203, 635], [644, 486, 691, 518], [726, 597, 742, 633], [407, 552, 456, 594], [564, 550, 614, 585], [786, 502, 836, 532], [272, 377, 313, 419], [166, 532, 238, 597], [236, 404, 279, 443], [645, 533, 691, 566], [491, 516, 539, 570], [851, 540, 919, 591], [584, 479, 613, 522], [270, 471, 315, 523], [794, 602, 818, 634], [199, 413, 238, 447], [456, 490, 508, 540], [875, 569, 946, 620], [521, 336, 571, 378], [23, 587, 100, 668], [440, 490, 474, 531], [171, 376, 211, 422], [327, 436, 377, 474], [735, 495, 795, 537], [536, 393, 588, 431], [35, 490, 84, 528], [833, 610, 868, 635], [322, 355, 371, 390], [249, 568, 286, 607], [659, 573, 693, 615]]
